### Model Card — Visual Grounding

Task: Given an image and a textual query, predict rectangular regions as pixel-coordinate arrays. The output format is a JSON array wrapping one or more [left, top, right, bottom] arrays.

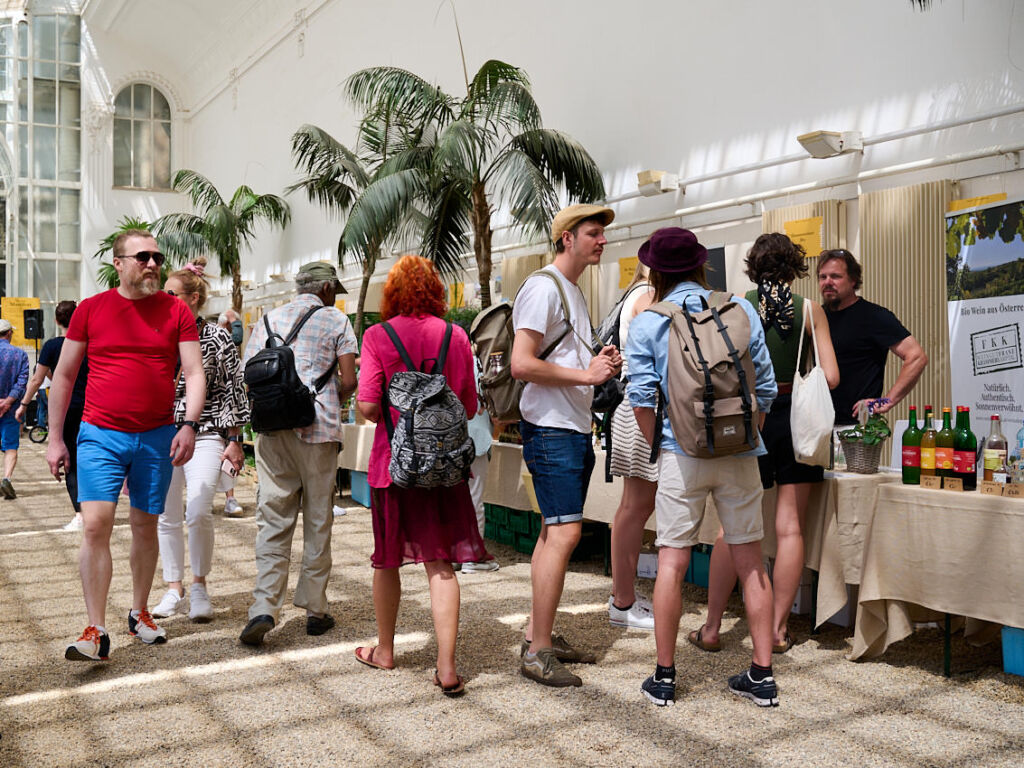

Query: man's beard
[[124, 273, 159, 296], [823, 296, 840, 311]]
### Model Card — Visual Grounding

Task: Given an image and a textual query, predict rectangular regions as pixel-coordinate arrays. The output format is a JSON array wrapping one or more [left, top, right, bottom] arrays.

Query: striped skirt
[[608, 402, 659, 482]]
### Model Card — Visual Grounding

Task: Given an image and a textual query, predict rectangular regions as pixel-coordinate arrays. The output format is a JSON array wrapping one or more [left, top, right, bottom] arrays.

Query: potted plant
[[838, 413, 892, 474]]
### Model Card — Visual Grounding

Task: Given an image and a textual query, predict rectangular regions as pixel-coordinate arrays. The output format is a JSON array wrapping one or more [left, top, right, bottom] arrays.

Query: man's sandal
[[687, 626, 722, 653]]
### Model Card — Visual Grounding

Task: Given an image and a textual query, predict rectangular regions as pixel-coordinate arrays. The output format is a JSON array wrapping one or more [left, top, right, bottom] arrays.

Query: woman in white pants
[[154, 259, 249, 622]]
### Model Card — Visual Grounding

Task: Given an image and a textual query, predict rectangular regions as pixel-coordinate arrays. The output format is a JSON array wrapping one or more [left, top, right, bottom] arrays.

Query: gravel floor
[[1, 441, 1022, 767]]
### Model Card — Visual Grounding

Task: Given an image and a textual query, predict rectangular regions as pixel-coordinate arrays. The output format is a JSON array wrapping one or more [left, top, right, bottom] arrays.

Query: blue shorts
[[520, 421, 595, 525], [0, 412, 19, 451], [77, 422, 176, 515]]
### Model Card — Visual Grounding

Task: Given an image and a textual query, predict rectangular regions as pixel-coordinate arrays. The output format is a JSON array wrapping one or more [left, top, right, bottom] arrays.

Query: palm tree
[[153, 171, 291, 313], [344, 59, 605, 308], [93, 216, 178, 288]]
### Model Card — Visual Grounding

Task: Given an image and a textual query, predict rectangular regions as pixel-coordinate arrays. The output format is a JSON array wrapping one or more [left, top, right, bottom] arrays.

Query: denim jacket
[[624, 282, 777, 458]]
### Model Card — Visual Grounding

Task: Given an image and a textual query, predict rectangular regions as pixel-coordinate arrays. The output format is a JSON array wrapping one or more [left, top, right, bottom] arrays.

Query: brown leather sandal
[[687, 626, 722, 653]]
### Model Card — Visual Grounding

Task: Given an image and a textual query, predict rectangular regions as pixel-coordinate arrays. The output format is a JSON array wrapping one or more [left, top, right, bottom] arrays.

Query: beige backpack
[[646, 292, 760, 458]]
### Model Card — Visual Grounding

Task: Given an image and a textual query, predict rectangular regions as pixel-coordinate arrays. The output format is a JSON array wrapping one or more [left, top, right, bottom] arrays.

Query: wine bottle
[[983, 414, 1008, 482], [920, 405, 936, 477], [935, 407, 955, 478], [901, 406, 921, 484], [953, 406, 977, 491]]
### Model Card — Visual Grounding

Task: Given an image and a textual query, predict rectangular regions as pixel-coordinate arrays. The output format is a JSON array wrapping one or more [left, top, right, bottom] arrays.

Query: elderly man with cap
[[239, 261, 358, 646], [625, 227, 779, 708], [0, 318, 29, 499], [511, 203, 623, 688]]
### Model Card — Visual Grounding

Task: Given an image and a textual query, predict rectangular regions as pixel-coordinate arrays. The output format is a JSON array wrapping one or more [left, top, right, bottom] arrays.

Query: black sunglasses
[[165, 289, 194, 297], [119, 250, 166, 266]]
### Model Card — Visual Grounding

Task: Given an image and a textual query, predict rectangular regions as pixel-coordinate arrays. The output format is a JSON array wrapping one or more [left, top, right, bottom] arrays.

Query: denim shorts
[[77, 421, 176, 515], [0, 412, 19, 451], [520, 421, 595, 525]]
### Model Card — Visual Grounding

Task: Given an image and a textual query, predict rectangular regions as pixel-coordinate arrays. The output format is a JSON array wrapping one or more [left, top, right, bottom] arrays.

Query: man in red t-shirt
[[47, 230, 206, 662]]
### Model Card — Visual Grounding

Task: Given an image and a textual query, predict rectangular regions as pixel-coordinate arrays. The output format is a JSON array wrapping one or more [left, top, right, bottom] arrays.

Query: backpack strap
[[380, 322, 417, 372], [432, 322, 454, 375], [264, 305, 338, 392], [518, 269, 574, 360], [706, 303, 758, 451]]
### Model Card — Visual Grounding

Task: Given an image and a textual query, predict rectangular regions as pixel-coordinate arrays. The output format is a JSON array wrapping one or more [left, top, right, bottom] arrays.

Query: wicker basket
[[839, 438, 884, 474]]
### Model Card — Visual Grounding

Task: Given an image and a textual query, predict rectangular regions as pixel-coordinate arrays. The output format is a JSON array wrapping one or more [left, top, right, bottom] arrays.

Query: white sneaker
[[63, 515, 84, 532], [128, 609, 167, 644], [608, 594, 655, 630], [152, 589, 184, 619], [461, 560, 500, 573], [189, 583, 213, 623], [332, 505, 347, 517], [224, 497, 243, 517]]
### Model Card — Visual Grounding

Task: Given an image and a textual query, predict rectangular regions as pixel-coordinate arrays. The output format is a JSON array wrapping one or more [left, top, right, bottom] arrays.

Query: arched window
[[112, 83, 171, 189]]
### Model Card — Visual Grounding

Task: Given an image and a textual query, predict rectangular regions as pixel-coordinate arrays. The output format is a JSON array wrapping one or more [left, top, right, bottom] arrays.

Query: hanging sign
[[784, 216, 823, 257], [1, 297, 41, 348], [618, 256, 639, 289], [949, 193, 1007, 213]]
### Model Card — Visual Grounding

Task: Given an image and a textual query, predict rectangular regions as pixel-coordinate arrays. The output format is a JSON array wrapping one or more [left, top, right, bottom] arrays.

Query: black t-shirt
[[38, 336, 89, 410], [826, 298, 910, 425]]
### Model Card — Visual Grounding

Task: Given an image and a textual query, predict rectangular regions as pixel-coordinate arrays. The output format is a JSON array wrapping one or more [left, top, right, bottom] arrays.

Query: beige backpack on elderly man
[[646, 292, 760, 459]]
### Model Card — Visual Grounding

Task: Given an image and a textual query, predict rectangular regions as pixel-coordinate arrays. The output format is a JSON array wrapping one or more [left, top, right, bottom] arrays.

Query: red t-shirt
[[66, 289, 200, 432]]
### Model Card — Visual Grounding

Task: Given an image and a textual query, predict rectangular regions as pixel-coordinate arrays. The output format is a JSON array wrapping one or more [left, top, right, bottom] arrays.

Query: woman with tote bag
[[688, 234, 839, 654]]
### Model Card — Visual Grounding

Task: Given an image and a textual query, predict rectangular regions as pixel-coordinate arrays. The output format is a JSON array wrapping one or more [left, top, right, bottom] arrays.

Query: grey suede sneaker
[[519, 633, 596, 664], [520, 647, 582, 688]]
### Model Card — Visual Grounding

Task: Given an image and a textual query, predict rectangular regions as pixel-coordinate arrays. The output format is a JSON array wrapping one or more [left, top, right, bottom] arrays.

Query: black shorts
[[757, 393, 825, 489]]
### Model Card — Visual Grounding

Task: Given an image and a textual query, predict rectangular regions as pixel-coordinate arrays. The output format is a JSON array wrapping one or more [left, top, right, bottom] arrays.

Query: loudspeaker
[[23, 308, 44, 340]]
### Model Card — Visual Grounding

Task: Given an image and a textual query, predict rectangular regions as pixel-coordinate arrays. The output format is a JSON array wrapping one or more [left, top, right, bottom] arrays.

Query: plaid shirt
[[0, 338, 28, 403], [243, 293, 358, 444]]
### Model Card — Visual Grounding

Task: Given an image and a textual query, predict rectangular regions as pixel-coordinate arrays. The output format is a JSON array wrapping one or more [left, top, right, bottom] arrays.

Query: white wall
[[78, 0, 1024, 311]]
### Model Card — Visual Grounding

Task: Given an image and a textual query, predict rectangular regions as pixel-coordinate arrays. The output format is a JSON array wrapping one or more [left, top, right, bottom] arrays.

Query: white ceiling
[[83, 0, 310, 110]]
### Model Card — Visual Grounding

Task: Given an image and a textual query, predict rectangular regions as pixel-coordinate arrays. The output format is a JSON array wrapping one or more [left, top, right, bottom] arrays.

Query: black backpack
[[244, 306, 337, 433]]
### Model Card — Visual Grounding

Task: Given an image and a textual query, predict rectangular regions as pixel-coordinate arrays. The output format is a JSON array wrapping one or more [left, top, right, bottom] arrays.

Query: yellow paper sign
[[448, 282, 465, 308], [948, 193, 1007, 213], [618, 257, 639, 290], [783, 217, 823, 258], [1, 297, 42, 348], [334, 299, 346, 312]]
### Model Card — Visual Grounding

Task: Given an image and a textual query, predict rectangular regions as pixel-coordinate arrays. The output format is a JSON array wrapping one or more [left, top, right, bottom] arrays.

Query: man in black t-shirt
[[15, 301, 89, 528], [817, 250, 928, 425]]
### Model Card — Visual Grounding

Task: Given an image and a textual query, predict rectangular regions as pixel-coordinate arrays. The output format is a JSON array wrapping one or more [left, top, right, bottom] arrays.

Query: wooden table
[[850, 483, 1024, 666]]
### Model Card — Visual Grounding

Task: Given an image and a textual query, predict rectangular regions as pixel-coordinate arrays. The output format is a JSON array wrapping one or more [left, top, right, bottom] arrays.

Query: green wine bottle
[[901, 406, 921, 484]]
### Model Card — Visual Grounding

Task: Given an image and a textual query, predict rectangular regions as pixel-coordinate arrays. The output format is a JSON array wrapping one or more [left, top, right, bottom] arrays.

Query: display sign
[[334, 299, 346, 312], [784, 216, 823, 258], [945, 197, 1024, 438], [448, 282, 464, 308], [0, 297, 42, 348], [618, 256, 639, 289], [949, 193, 1007, 213]]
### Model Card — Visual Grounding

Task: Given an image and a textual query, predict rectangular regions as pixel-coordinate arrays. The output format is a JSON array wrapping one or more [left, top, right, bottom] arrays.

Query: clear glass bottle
[[983, 414, 1008, 483]]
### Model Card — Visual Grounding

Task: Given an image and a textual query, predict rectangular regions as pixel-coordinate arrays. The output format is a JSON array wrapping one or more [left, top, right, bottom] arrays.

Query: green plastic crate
[[508, 508, 533, 534], [530, 511, 543, 536], [495, 526, 515, 547], [485, 503, 509, 527], [514, 531, 539, 554]]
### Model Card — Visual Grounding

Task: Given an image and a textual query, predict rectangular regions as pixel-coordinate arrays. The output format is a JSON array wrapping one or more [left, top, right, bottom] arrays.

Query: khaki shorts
[[654, 451, 764, 549]]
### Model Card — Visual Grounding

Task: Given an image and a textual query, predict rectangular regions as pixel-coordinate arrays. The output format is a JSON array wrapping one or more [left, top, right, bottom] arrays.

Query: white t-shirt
[[512, 265, 594, 433]]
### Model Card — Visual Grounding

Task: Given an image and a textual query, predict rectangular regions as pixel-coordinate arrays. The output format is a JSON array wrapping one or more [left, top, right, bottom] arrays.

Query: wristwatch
[[179, 420, 201, 432], [226, 435, 244, 443]]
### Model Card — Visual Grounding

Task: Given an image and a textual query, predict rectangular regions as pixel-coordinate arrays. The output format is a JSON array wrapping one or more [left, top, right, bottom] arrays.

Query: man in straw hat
[[511, 203, 622, 688], [625, 227, 779, 707]]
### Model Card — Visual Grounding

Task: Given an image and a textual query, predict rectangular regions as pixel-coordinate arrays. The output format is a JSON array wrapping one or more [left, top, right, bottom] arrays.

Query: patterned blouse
[[173, 319, 250, 432]]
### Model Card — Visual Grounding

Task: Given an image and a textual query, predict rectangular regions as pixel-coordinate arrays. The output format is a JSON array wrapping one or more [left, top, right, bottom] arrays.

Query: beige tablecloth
[[850, 484, 1024, 660], [338, 423, 375, 473]]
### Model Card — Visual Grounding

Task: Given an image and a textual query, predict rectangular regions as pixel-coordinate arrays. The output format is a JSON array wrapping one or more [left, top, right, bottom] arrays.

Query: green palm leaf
[[171, 169, 225, 211], [508, 129, 605, 201]]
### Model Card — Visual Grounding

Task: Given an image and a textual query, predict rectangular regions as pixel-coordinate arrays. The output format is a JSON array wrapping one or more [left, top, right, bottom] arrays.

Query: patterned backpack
[[380, 321, 475, 489]]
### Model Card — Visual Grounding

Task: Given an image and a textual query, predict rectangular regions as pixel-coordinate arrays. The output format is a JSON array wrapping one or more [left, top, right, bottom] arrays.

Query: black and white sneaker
[[641, 672, 676, 707], [728, 669, 779, 707]]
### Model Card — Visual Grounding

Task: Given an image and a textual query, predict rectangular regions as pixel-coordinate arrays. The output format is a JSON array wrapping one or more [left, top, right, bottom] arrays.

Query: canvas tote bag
[[790, 300, 834, 466]]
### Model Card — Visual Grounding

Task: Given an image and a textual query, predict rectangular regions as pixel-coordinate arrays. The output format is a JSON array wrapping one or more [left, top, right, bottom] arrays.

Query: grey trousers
[[249, 430, 339, 620]]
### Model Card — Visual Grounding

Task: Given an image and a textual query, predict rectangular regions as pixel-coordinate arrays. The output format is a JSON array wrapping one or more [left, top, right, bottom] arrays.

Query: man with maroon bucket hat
[[625, 227, 779, 707], [511, 203, 623, 688]]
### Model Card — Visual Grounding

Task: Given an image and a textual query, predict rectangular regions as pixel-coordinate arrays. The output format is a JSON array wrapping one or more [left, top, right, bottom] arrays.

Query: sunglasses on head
[[119, 250, 166, 266]]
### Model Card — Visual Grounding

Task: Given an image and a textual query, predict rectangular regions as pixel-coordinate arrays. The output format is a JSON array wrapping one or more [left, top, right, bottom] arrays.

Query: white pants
[[468, 452, 489, 539], [159, 432, 226, 582]]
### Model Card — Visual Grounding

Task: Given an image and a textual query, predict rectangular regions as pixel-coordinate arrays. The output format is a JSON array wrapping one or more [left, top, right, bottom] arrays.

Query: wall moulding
[[107, 70, 188, 117]]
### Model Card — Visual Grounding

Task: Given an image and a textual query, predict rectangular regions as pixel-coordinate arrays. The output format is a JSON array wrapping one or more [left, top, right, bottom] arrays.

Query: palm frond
[[151, 213, 210, 259], [467, 81, 541, 135], [341, 168, 426, 258], [507, 129, 605, 202], [468, 59, 530, 99], [419, 180, 472, 282], [235, 190, 291, 230], [171, 169, 225, 211], [489, 148, 559, 239], [96, 261, 120, 288], [93, 216, 154, 259], [433, 119, 484, 180], [291, 125, 370, 186], [345, 67, 454, 123]]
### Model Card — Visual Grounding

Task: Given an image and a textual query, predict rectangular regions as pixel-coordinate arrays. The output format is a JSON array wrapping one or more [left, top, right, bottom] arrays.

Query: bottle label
[[920, 447, 936, 470], [983, 448, 1007, 470], [901, 446, 920, 467], [953, 450, 975, 474], [934, 447, 953, 470]]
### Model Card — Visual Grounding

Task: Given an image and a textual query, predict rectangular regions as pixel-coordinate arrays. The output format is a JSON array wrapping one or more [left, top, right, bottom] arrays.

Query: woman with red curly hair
[[355, 255, 489, 696]]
